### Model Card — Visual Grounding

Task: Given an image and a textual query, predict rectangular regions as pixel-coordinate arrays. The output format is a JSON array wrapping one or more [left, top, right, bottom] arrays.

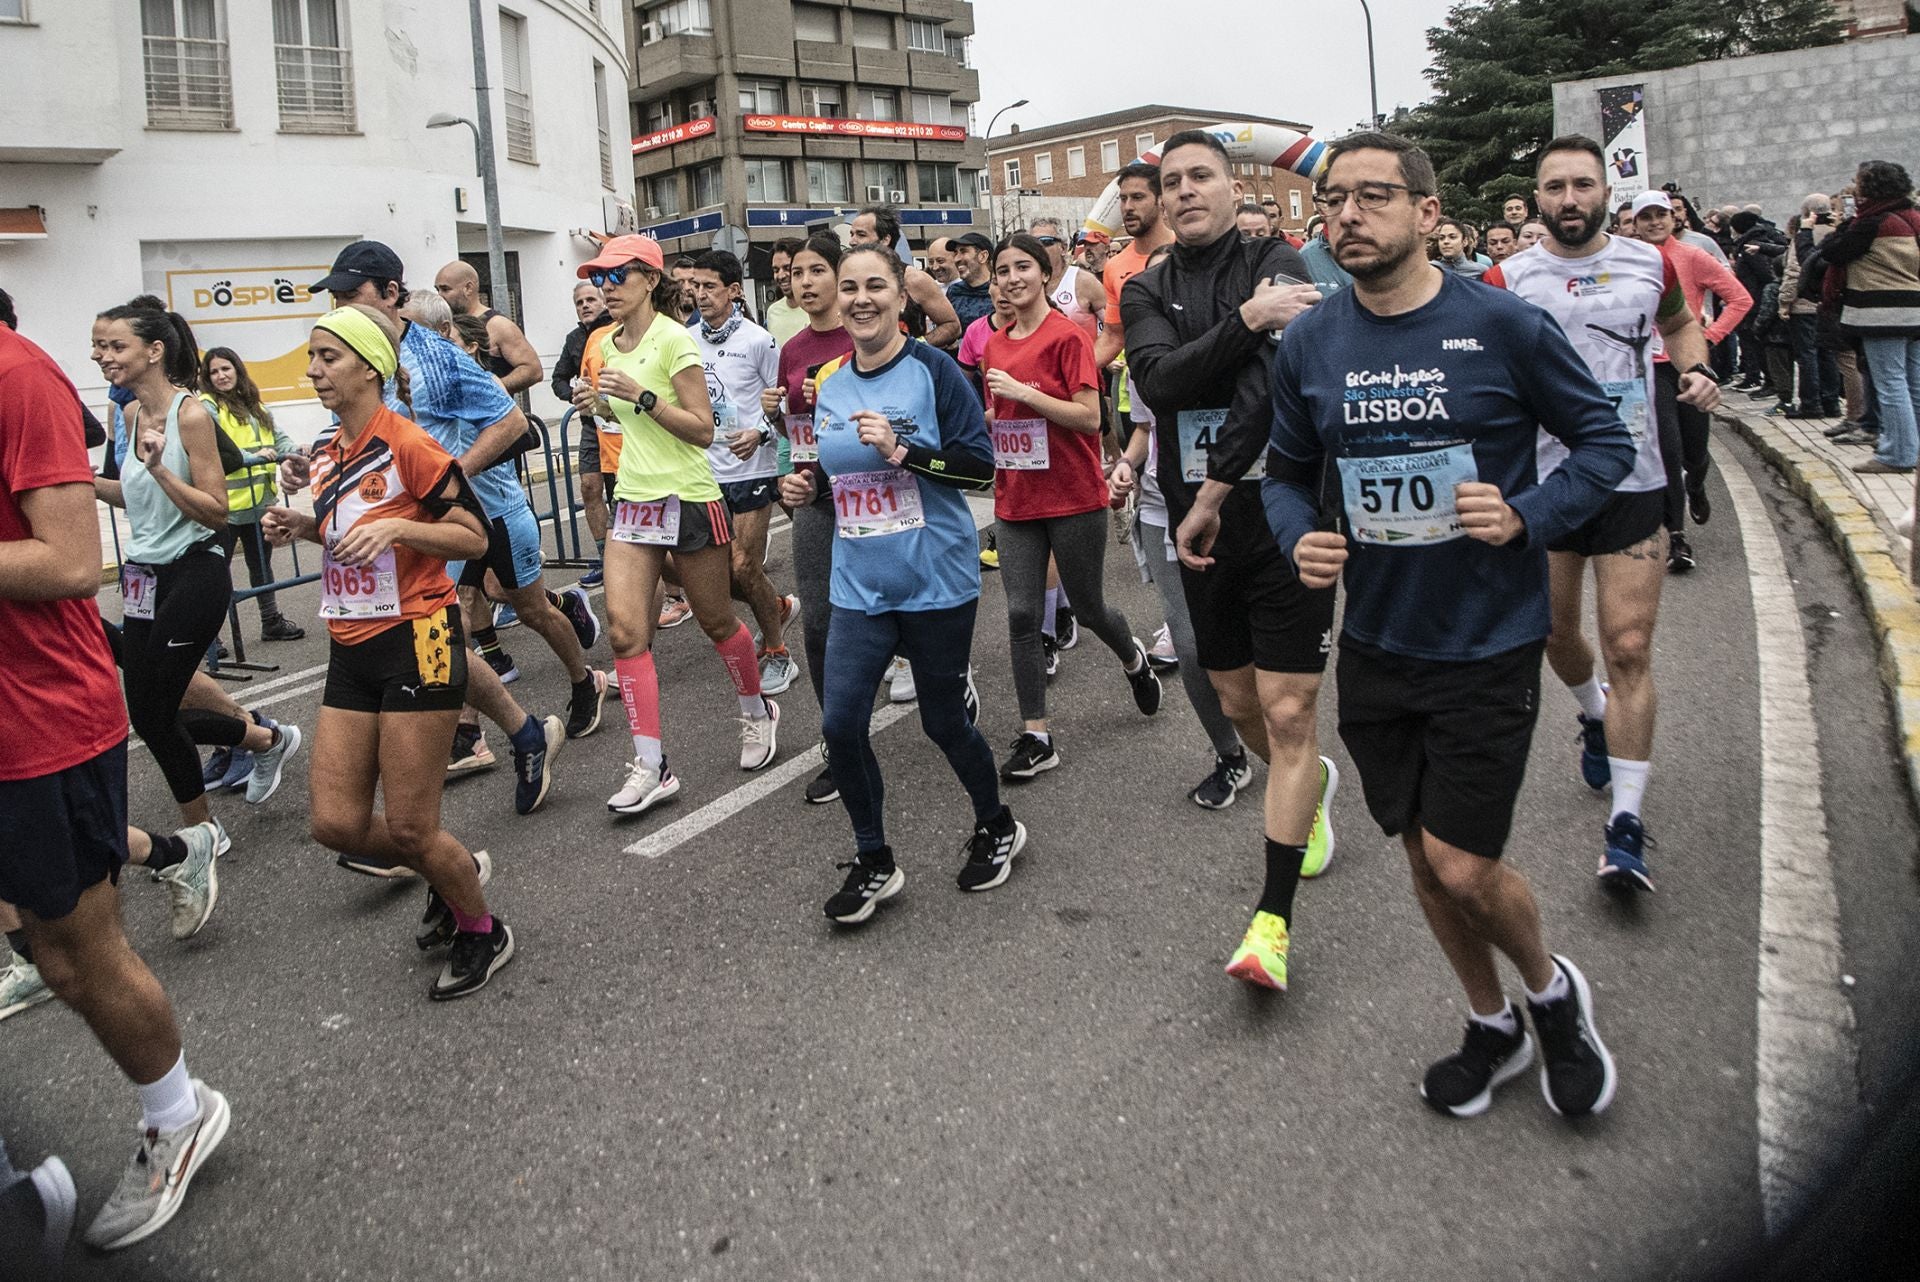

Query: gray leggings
[[1134, 516, 1242, 759], [997, 508, 1136, 722], [790, 496, 836, 710]]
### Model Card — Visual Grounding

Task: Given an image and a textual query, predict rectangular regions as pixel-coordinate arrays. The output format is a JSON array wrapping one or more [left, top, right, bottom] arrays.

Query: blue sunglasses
[[588, 263, 638, 288]]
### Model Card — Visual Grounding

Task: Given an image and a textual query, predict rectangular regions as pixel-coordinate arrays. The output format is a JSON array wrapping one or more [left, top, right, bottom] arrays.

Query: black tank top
[[478, 309, 517, 380]]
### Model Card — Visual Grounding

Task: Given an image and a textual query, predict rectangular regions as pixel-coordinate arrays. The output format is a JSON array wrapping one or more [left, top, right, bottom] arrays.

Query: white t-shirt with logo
[[692, 316, 781, 483]]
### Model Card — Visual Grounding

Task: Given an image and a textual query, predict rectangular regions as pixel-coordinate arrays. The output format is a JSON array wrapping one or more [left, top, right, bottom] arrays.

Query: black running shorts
[[1179, 535, 1335, 674], [323, 605, 469, 714], [1336, 637, 1544, 860], [0, 739, 129, 921], [721, 476, 778, 516], [1547, 489, 1666, 558]]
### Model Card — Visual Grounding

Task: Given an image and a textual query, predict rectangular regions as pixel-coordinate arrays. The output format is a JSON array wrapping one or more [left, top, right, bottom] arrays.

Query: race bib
[[1601, 379, 1649, 446], [1177, 409, 1264, 483], [713, 399, 738, 438], [319, 546, 401, 620], [785, 413, 818, 463], [612, 495, 683, 546], [1337, 444, 1478, 546], [832, 469, 926, 538], [992, 418, 1050, 471], [121, 564, 156, 621]]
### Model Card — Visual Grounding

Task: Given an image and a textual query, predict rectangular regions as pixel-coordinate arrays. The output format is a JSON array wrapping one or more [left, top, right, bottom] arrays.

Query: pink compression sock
[[616, 652, 664, 762], [715, 623, 766, 709]]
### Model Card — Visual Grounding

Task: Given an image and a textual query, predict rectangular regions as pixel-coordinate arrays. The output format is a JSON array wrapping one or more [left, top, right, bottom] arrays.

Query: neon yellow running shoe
[[1300, 755, 1340, 878], [1225, 911, 1290, 991]]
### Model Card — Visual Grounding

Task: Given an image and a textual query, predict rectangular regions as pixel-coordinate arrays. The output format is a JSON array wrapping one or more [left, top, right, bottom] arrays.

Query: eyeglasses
[[1313, 183, 1424, 213], [587, 263, 637, 288], [1034, 236, 1062, 246]]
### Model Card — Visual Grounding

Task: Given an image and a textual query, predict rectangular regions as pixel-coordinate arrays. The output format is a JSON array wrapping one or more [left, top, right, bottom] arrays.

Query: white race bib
[[1337, 444, 1477, 546], [991, 418, 1050, 471], [785, 413, 818, 463], [319, 546, 402, 620], [1600, 379, 1649, 446], [121, 564, 157, 621], [832, 469, 926, 538], [612, 495, 683, 546], [1177, 408, 1264, 483]]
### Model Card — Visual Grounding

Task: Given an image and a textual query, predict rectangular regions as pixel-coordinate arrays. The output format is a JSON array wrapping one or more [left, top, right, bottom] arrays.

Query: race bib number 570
[[1336, 444, 1477, 546]]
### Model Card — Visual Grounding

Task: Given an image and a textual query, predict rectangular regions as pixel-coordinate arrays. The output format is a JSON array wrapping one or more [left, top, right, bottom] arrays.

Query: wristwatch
[[1684, 362, 1719, 384], [638, 389, 658, 413]]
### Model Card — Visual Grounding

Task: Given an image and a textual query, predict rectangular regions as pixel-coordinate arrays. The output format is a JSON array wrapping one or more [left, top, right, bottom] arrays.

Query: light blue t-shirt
[[387, 322, 527, 520], [814, 342, 989, 615], [123, 391, 213, 565]]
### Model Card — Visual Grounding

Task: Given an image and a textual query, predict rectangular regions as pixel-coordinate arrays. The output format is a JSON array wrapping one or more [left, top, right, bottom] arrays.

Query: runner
[[570, 235, 780, 815], [1120, 128, 1340, 992], [1092, 162, 1176, 370], [762, 239, 810, 347], [552, 281, 614, 586], [686, 248, 800, 696], [1483, 135, 1723, 892], [2, 308, 231, 1249], [1028, 216, 1109, 346], [945, 231, 997, 337], [776, 243, 1023, 922], [761, 234, 856, 805], [261, 304, 515, 999], [432, 259, 544, 393], [984, 232, 1161, 781], [848, 206, 962, 349], [199, 347, 305, 642], [1268, 129, 1628, 1119]]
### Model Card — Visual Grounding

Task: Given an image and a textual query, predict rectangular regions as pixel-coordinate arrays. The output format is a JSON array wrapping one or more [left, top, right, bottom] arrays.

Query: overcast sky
[[972, 0, 1457, 143]]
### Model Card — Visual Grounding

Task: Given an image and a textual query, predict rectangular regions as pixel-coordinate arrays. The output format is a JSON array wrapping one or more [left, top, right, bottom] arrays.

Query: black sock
[[472, 625, 501, 656], [1257, 838, 1305, 923], [5, 928, 30, 964], [860, 845, 895, 871], [978, 805, 1014, 835], [573, 672, 598, 695], [144, 830, 189, 871]]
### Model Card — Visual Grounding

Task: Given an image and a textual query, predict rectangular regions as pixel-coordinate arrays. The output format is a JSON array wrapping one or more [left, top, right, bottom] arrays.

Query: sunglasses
[[587, 263, 641, 288], [1034, 236, 1062, 246]]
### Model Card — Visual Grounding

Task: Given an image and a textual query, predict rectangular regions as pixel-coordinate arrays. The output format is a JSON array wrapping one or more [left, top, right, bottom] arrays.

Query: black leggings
[[121, 549, 234, 805], [227, 518, 281, 620], [1656, 362, 1712, 533]]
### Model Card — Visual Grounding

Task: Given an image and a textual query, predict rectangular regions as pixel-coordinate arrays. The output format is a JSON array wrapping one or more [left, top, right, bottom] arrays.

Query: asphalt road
[[6, 426, 1917, 1281]]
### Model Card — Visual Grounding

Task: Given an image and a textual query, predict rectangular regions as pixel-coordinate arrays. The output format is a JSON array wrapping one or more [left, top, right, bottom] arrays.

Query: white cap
[[1630, 190, 1672, 216]]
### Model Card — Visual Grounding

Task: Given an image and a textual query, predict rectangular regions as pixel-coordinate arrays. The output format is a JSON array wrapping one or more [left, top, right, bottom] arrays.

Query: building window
[[849, 10, 893, 49], [864, 88, 898, 120], [905, 18, 945, 52], [1100, 139, 1120, 172], [738, 79, 784, 114], [968, 169, 986, 208], [142, 0, 232, 130], [0, 0, 25, 19], [594, 60, 615, 188], [1289, 189, 1303, 221], [799, 82, 841, 119], [946, 34, 969, 65], [1034, 152, 1052, 184], [1135, 132, 1155, 158], [645, 173, 679, 216], [907, 91, 949, 125], [1066, 146, 1085, 180], [792, 3, 837, 42], [865, 160, 906, 201], [807, 159, 853, 204], [498, 9, 535, 162], [1003, 158, 1020, 189], [744, 158, 788, 203], [271, 0, 354, 133], [917, 162, 960, 204], [691, 163, 722, 208], [645, 99, 674, 132], [646, 0, 710, 36]]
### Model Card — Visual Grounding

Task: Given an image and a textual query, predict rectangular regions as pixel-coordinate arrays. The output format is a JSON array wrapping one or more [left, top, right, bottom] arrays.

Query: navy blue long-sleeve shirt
[[1262, 272, 1634, 661]]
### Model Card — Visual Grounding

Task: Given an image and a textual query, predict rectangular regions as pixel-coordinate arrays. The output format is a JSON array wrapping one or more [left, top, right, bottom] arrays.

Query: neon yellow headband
[[314, 306, 397, 382]]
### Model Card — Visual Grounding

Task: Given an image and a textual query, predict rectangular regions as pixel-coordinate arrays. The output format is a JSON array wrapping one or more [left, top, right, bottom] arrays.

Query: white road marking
[[1714, 440, 1862, 1233]]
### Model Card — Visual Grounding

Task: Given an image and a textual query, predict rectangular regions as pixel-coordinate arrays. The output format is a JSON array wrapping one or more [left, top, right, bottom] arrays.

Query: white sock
[[137, 1051, 199, 1133], [739, 694, 770, 720], [1609, 758, 1650, 819], [632, 734, 663, 769], [1470, 1001, 1519, 1036], [1043, 588, 1060, 636], [1028, 730, 1052, 746], [1526, 966, 1570, 1007], [1569, 676, 1608, 721]]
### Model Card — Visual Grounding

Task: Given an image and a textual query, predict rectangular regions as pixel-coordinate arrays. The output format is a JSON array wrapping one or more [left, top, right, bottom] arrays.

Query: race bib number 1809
[[1336, 444, 1478, 546], [991, 418, 1050, 471], [785, 414, 818, 463]]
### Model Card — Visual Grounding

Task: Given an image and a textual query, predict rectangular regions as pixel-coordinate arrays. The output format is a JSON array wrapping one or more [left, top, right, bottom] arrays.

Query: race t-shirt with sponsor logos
[[982, 309, 1105, 521], [1263, 272, 1635, 662], [1483, 236, 1686, 495], [691, 315, 781, 484]]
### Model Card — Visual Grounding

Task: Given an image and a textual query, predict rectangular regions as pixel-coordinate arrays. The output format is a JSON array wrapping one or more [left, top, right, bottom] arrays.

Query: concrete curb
[[1718, 411, 1920, 804]]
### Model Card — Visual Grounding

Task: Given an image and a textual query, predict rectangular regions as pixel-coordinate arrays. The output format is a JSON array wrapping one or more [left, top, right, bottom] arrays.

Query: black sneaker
[[957, 811, 1027, 892], [1124, 639, 1163, 715], [824, 851, 903, 925], [1189, 752, 1253, 809], [1667, 531, 1696, 574], [416, 851, 492, 950], [1687, 483, 1710, 524], [566, 671, 608, 739], [1421, 1012, 1535, 1118], [260, 615, 306, 642], [557, 585, 602, 651], [430, 919, 515, 1000], [804, 759, 840, 805], [1055, 606, 1079, 650], [1526, 955, 1617, 1118], [480, 646, 519, 685], [448, 723, 495, 775], [999, 732, 1059, 781], [1042, 634, 1061, 679]]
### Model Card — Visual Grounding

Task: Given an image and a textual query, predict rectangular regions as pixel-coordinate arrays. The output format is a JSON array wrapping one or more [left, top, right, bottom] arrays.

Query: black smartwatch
[[1684, 362, 1719, 384], [638, 389, 658, 413]]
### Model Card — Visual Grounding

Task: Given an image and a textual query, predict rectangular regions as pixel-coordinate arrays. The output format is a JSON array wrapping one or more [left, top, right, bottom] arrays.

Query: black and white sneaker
[[1527, 955, 1617, 1118], [804, 754, 840, 805], [824, 852, 903, 925], [566, 670, 608, 739], [430, 919, 515, 1001], [957, 811, 1027, 892], [415, 850, 493, 951], [1421, 1012, 1535, 1118], [480, 645, 519, 685], [999, 732, 1060, 781], [1055, 605, 1078, 650], [1189, 752, 1254, 809], [1042, 634, 1061, 679], [0, 1154, 73, 1278], [1124, 639, 1163, 715]]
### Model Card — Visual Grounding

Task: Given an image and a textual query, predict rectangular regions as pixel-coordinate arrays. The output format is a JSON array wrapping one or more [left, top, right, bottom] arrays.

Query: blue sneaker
[[1576, 714, 1610, 790], [1598, 813, 1655, 892], [216, 747, 255, 793], [492, 600, 520, 630], [201, 748, 232, 788], [511, 715, 565, 815], [578, 563, 604, 588]]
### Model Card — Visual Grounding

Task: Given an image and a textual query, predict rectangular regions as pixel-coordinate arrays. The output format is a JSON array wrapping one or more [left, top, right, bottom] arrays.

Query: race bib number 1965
[[319, 546, 401, 620]]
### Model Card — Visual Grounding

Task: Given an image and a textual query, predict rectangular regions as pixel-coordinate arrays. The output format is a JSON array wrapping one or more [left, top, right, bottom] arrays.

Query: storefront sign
[[743, 114, 967, 142], [631, 117, 716, 155]]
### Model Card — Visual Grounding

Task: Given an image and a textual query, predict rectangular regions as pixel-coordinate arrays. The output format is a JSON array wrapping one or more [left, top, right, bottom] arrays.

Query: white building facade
[[0, 0, 633, 435]]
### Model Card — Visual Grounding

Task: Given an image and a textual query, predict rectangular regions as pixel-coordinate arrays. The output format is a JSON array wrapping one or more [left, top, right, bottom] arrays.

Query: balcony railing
[[143, 35, 233, 130], [275, 43, 356, 133], [504, 87, 536, 163]]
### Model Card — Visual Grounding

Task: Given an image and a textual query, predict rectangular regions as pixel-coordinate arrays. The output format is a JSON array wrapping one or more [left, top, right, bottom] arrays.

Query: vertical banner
[[1597, 84, 1650, 206]]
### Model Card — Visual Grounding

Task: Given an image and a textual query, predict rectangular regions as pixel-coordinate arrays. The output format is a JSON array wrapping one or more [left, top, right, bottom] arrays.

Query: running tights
[[997, 509, 1136, 722], [121, 550, 234, 804], [1135, 518, 1241, 759], [1655, 362, 1712, 533], [790, 497, 835, 709]]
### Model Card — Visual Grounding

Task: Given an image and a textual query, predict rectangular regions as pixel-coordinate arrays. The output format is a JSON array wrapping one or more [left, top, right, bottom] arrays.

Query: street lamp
[[984, 97, 1029, 239], [424, 0, 511, 322], [1357, 0, 1380, 129]]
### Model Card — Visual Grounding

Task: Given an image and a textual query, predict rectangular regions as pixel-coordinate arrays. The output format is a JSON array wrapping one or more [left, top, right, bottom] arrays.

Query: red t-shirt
[[0, 327, 127, 781], [983, 310, 1104, 521]]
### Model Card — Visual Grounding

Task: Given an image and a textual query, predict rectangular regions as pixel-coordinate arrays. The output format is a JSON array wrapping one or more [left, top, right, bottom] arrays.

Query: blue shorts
[[451, 504, 544, 591], [721, 476, 778, 515]]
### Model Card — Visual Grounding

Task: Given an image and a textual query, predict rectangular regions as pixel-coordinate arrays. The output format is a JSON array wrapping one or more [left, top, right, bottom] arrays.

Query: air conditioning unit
[[644, 205, 662, 220], [640, 21, 663, 44], [688, 100, 713, 120], [865, 185, 886, 202], [889, 189, 906, 203]]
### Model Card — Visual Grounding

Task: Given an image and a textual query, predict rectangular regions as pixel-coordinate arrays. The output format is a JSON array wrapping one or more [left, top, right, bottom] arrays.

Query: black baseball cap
[[311, 240, 407, 293], [952, 232, 993, 252]]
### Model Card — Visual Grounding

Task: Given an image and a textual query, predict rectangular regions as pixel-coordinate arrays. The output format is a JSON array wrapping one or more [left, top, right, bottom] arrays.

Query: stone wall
[[1553, 34, 1919, 223]]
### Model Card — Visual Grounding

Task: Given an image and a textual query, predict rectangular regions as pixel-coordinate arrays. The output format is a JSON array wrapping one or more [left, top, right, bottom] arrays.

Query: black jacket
[[1731, 223, 1788, 299], [551, 311, 612, 407]]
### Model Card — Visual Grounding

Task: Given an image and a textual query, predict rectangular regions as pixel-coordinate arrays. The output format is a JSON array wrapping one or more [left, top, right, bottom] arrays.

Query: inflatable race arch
[[1081, 122, 1331, 239]]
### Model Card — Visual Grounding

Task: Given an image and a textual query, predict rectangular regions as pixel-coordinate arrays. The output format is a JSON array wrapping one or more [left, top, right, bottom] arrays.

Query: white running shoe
[[155, 823, 221, 940], [608, 759, 680, 815], [245, 721, 302, 804], [886, 656, 916, 703], [740, 697, 780, 771], [81, 1080, 230, 1252], [0, 956, 55, 1021]]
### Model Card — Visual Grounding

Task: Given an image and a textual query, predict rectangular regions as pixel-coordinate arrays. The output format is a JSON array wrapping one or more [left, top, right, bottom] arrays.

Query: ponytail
[[650, 270, 681, 318], [98, 303, 201, 389]]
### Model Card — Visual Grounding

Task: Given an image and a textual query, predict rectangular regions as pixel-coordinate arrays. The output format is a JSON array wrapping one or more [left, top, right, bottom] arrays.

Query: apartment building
[[627, 0, 986, 261], [985, 105, 1319, 237]]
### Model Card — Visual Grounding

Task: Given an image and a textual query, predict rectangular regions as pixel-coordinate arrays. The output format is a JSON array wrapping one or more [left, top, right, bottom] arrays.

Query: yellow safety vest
[[201, 395, 278, 514]]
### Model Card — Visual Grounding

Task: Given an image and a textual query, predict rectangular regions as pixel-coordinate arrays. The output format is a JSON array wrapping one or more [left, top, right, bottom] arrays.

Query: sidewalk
[[1716, 399, 1920, 801]]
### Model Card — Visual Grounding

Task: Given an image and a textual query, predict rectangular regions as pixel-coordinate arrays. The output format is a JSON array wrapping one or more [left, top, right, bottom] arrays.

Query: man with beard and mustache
[[1483, 135, 1721, 896], [1094, 162, 1175, 368], [1264, 130, 1632, 1121]]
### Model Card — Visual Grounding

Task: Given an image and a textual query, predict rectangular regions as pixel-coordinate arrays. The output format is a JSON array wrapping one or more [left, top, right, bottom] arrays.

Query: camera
[[1661, 181, 1682, 194]]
